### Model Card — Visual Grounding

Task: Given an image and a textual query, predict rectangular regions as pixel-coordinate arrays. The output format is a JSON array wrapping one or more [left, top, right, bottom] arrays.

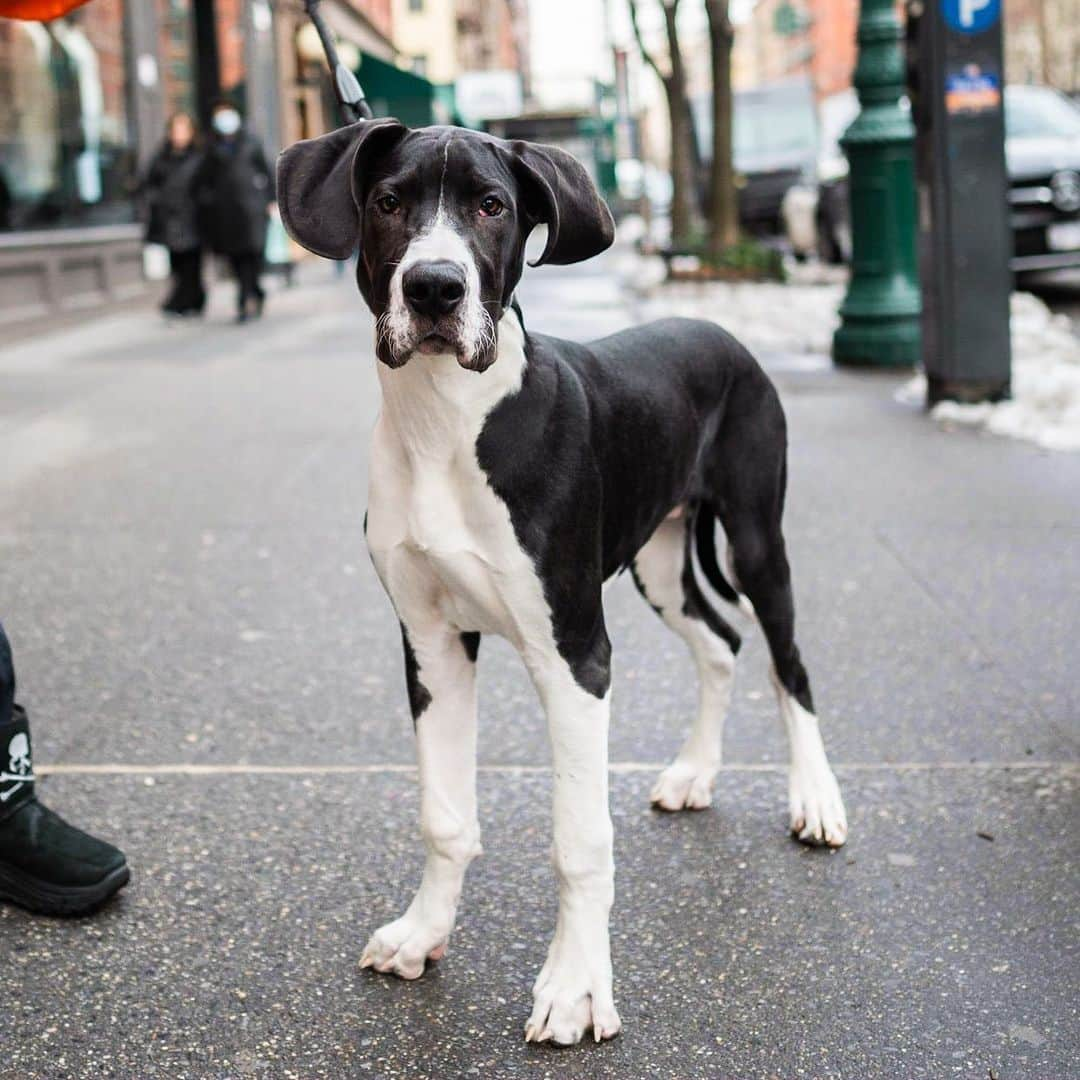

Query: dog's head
[[277, 121, 614, 371]]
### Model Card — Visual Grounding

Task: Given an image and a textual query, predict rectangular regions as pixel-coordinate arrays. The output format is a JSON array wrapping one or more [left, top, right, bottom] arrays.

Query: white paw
[[525, 960, 622, 1046], [650, 760, 717, 811], [359, 914, 449, 980], [525, 923, 621, 1046], [789, 763, 848, 847]]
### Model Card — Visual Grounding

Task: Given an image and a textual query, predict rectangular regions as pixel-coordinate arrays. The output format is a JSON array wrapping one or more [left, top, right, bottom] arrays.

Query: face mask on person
[[212, 109, 242, 136]]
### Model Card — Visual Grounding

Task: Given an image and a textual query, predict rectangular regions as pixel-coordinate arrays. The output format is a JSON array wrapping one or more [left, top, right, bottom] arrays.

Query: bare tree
[[1037, 0, 1053, 85], [705, 0, 738, 253], [628, 0, 702, 247]]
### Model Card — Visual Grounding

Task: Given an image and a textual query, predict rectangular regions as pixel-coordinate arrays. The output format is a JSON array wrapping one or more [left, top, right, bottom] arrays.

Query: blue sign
[[942, 0, 1001, 34], [945, 67, 1001, 113]]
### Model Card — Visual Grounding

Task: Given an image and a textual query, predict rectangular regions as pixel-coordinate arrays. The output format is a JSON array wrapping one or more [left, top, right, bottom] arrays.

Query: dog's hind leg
[[360, 618, 482, 978], [710, 369, 847, 847], [632, 511, 740, 812], [727, 520, 847, 847]]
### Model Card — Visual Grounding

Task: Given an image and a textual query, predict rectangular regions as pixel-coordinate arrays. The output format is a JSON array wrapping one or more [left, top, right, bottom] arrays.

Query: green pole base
[[832, 316, 920, 368], [834, 0, 921, 370]]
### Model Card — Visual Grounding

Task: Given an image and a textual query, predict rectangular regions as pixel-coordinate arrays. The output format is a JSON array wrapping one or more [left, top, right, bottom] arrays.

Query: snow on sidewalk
[[624, 258, 846, 354], [896, 293, 1080, 452], [624, 255, 1080, 452]]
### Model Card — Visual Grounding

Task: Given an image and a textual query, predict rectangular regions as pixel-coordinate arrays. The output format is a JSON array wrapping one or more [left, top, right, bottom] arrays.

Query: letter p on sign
[[944, 0, 1000, 33]]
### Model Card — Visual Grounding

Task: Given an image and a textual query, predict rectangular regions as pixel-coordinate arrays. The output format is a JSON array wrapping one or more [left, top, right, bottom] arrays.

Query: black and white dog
[[277, 120, 847, 1046]]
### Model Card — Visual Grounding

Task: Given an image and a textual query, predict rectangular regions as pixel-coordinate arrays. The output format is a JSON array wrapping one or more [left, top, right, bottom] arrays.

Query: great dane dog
[[277, 120, 847, 1046]]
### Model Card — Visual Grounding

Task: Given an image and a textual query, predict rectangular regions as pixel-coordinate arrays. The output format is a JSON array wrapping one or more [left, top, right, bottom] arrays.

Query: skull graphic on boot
[[0, 730, 34, 802]]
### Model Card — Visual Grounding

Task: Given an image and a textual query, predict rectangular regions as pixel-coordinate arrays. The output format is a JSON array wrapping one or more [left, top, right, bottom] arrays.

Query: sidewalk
[[0, 253, 1076, 1078]]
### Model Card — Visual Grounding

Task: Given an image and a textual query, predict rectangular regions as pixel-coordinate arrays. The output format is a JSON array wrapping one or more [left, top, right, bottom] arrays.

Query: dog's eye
[[479, 195, 504, 218], [376, 194, 401, 215]]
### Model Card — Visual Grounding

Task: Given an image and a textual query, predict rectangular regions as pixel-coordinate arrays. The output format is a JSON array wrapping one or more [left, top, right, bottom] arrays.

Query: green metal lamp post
[[832, 0, 921, 367]]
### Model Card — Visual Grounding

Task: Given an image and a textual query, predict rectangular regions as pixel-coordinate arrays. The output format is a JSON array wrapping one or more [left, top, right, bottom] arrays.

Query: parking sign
[[942, 0, 1000, 34]]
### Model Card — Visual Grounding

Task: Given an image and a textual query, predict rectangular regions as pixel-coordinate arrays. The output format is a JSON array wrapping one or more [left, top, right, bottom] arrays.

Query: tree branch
[[663, 0, 684, 80], [627, 0, 667, 81]]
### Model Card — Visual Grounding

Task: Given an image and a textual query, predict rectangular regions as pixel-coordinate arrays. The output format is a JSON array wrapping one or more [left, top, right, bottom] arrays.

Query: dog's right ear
[[276, 118, 407, 260]]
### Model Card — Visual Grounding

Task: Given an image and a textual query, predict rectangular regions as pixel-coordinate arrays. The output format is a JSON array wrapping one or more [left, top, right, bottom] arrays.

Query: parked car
[[1005, 85, 1080, 272], [695, 77, 818, 236], [784, 84, 1080, 273]]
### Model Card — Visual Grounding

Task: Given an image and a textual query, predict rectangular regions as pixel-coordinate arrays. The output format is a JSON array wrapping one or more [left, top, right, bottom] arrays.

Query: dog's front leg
[[524, 656, 621, 1045], [360, 621, 481, 979]]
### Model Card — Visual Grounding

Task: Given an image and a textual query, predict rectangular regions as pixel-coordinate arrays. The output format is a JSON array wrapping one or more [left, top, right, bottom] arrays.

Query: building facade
[[1004, 0, 1079, 93], [274, 0, 394, 150], [390, 0, 459, 83], [389, 0, 525, 88], [0, 0, 392, 332], [732, 0, 857, 101], [457, 0, 521, 76]]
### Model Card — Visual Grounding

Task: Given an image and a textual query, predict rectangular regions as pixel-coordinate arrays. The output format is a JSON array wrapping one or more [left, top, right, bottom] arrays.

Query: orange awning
[[0, 0, 93, 19]]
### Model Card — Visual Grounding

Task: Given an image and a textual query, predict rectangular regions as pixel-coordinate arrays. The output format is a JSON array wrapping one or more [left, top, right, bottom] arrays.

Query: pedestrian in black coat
[[141, 112, 206, 317], [195, 103, 274, 322]]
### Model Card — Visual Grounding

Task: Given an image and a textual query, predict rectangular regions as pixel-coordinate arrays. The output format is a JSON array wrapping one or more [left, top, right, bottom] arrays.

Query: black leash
[[303, 0, 373, 123]]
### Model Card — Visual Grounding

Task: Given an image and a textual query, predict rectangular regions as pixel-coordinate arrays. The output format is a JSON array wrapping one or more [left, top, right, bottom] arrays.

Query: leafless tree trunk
[[1037, 0, 1053, 85], [629, 0, 702, 247], [705, 0, 738, 253]]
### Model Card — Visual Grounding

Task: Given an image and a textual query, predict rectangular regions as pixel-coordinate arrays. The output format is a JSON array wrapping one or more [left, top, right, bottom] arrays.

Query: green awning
[[355, 52, 457, 128]]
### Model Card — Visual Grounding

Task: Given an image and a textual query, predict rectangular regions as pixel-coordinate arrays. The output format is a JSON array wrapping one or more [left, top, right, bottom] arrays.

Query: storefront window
[[0, 0, 135, 232]]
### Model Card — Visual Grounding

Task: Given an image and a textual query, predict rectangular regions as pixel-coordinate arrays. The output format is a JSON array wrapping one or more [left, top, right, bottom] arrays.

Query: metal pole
[[302, 0, 373, 123], [832, 0, 921, 368], [245, 0, 282, 158], [124, 0, 165, 168], [193, 0, 222, 128]]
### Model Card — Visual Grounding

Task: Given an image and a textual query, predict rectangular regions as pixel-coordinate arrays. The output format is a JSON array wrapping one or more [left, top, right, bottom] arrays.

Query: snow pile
[[634, 275, 845, 354], [622, 249, 1080, 452], [897, 292, 1080, 452]]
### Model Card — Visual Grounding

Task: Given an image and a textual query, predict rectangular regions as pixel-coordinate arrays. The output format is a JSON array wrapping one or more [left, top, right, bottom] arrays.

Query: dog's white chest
[[370, 428, 530, 639], [414, 446, 514, 613], [366, 314, 547, 644]]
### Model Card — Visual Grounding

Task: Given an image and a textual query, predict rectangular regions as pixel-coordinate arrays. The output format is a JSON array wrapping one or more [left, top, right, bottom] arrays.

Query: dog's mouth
[[415, 331, 457, 356], [375, 316, 497, 373]]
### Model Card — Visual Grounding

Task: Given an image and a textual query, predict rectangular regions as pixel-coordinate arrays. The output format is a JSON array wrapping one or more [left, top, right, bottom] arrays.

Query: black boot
[[0, 706, 129, 916]]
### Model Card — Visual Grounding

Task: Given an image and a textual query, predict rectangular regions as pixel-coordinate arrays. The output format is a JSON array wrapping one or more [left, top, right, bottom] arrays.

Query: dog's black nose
[[402, 261, 466, 319]]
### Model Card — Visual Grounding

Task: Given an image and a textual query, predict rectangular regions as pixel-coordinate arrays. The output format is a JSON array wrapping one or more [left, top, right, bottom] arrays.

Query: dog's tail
[[693, 500, 755, 619]]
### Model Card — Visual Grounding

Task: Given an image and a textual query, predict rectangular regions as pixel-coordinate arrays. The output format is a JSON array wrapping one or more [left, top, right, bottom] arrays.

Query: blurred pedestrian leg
[[166, 247, 206, 316], [230, 251, 265, 322], [0, 621, 129, 916]]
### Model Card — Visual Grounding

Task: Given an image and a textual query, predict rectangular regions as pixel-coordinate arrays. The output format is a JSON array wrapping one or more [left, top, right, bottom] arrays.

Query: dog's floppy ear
[[511, 141, 615, 267], [276, 118, 406, 260]]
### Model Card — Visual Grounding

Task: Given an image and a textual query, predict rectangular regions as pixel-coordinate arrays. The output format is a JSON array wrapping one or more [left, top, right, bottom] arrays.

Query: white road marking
[[34, 760, 1075, 776]]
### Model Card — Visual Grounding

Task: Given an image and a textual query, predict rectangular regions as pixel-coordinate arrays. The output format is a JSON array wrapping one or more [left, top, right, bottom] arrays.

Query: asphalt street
[[0, 254, 1077, 1079]]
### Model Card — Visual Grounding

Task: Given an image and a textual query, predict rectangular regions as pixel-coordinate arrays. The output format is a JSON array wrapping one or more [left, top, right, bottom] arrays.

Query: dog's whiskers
[[375, 310, 409, 365]]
